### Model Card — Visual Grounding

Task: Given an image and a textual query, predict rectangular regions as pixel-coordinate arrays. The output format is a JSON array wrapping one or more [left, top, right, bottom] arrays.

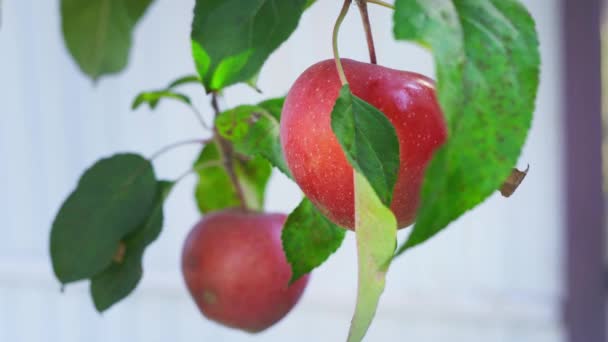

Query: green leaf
[[61, 0, 154, 80], [131, 90, 191, 110], [258, 98, 285, 119], [50, 154, 157, 284], [330, 84, 400, 206], [281, 199, 346, 283], [347, 172, 397, 342], [190, 0, 308, 91], [393, 0, 540, 253], [215, 98, 291, 177], [90, 181, 173, 312], [167, 75, 201, 88], [194, 141, 271, 213], [132, 74, 202, 110]]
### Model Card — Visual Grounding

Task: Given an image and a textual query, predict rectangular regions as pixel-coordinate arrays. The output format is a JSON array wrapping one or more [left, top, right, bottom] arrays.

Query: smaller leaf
[[331, 84, 400, 206], [500, 165, 530, 197], [215, 98, 291, 177], [50, 154, 157, 284], [348, 172, 397, 342], [132, 90, 191, 110], [194, 142, 271, 213], [167, 75, 201, 89], [282, 199, 346, 283], [61, 0, 154, 80], [245, 70, 262, 93], [90, 181, 174, 312], [258, 98, 285, 120]]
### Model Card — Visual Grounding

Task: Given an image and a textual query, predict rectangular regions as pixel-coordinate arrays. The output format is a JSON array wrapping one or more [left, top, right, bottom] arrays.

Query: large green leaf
[[50, 154, 157, 284], [331, 84, 400, 207], [393, 0, 540, 253], [215, 98, 291, 176], [61, 0, 154, 80], [90, 181, 173, 312], [194, 141, 271, 213], [347, 172, 397, 342], [190, 0, 308, 91], [281, 199, 346, 283]]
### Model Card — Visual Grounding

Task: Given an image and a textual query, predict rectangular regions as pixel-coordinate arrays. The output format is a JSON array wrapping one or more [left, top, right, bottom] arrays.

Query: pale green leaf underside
[[348, 172, 397, 342], [393, 0, 540, 253]]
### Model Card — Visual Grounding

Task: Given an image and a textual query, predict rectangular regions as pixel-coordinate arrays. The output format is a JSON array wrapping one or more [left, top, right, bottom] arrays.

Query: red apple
[[280, 58, 447, 229], [181, 210, 309, 333]]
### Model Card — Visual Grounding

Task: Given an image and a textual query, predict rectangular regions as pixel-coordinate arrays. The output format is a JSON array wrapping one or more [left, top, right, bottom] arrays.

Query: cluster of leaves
[[50, 153, 173, 311], [52, 0, 338, 312], [54, 0, 539, 340]]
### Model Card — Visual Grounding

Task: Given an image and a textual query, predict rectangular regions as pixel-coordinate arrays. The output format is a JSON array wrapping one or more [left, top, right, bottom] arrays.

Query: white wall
[[0, 0, 564, 341]]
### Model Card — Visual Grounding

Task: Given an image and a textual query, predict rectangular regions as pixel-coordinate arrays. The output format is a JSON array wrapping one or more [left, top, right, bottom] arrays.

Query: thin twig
[[210, 92, 249, 211], [150, 138, 211, 160], [210, 92, 221, 118], [367, 0, 394, 10], [174, 160, 224, 184], [189, 105, 212, 131], [356, 0, 377, 64]]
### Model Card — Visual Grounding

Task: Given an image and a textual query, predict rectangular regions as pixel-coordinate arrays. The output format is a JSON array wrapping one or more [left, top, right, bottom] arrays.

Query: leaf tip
[[500, 165, 530, 197]]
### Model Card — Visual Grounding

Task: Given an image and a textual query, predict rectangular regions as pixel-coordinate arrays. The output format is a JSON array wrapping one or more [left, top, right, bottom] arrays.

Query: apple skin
[[181, 210, 309, 333], [280, 58, 447, 229]]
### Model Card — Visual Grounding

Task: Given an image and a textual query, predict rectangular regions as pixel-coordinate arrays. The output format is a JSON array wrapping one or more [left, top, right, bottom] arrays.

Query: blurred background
[[0, 0, 602, 341]]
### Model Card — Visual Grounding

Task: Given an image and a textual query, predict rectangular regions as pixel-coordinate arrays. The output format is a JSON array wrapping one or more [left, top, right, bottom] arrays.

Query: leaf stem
[[210, 92, 221, 118], [333, 0, 352, 85], [188, 104, 212, 131], [210, 92, 250, 211], [150, 138, 211, 160], [366, 0, 394, 10], [174, 160, 224, 184], [356, 0, 377, 64]]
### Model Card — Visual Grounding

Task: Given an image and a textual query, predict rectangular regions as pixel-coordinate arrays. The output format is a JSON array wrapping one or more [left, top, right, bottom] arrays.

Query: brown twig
[[150, 138, 211, 160], [366, 0, 394, 10], [210, 92, 249, 210], [356, 0, 377, 64]]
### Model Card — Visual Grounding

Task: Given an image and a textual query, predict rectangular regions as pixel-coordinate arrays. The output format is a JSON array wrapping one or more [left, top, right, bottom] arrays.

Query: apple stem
[[150, 138, 211, 160], [366, 0, 394, 10], [356, 0, 377, 64], [333, 0, 352, 85], [210, 92, 250, 211]]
